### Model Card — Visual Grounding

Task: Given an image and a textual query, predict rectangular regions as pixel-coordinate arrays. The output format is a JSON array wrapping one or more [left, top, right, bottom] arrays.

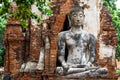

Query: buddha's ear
[[67, 13, 71, 27], [83, 14, 85, 17], [81, 6, 85, 9], [67, 13, 70, 20]]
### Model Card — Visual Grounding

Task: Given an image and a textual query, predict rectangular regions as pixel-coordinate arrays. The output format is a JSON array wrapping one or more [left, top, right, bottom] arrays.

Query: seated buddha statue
[[55, 2, 108, 78]]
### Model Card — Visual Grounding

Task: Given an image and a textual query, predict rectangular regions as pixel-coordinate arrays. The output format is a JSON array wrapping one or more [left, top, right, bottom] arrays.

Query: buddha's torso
[[62, 30, 91, 66]]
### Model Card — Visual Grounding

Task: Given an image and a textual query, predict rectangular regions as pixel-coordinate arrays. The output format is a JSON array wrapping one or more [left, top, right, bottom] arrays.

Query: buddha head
[[68, 2, 85, 28]]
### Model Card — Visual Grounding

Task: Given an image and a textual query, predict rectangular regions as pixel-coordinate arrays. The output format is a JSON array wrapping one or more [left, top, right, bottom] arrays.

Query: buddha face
[[69, 11, 84, 27]]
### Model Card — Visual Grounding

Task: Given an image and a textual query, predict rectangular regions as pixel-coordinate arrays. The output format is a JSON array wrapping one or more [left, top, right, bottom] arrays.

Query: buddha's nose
[[77, 19, 80, 22]]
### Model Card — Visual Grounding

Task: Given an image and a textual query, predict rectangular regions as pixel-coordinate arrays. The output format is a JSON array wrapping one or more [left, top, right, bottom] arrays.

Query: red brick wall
[[4, 1, 118, 80]]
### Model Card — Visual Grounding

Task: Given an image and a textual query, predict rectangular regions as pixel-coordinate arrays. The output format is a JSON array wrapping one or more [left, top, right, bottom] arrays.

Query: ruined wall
[[96, 6, 118, 78], [4, 0, 118, 80], [4, 18, 24, 77]]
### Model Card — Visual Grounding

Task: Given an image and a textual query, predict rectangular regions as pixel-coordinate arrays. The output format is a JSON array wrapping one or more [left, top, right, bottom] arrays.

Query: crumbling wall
[[4, 0, 118, 80], [4, 18, 24, 77], [95, 6, 118, 78]]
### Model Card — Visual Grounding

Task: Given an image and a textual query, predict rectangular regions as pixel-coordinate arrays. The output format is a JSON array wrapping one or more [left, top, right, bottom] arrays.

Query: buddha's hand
[[62, 62, 69, 70], [86, 62, 93, 67]]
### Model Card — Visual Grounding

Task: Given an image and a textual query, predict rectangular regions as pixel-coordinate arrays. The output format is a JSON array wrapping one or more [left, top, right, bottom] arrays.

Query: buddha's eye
[[79, 14, 83, 17], [73, 14, 77, 17]]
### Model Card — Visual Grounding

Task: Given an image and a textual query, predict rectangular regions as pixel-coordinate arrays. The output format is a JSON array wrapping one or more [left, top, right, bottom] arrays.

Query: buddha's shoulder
[[58, 31, 69, 37], [81, 31, 96, 39]]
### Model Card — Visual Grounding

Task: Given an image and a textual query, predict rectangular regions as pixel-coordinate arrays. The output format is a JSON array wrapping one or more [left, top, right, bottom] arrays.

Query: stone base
[[42, 73, 118, 80], [2, 71, 42, 80], [2, 71, 118, 80]]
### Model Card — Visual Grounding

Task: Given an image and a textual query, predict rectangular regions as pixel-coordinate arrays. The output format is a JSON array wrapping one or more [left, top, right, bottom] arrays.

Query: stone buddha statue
[[56, 2, 108, 78]]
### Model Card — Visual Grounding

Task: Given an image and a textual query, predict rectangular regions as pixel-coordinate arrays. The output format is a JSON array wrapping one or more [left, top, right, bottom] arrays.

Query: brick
[[4, 2, 118, 80]]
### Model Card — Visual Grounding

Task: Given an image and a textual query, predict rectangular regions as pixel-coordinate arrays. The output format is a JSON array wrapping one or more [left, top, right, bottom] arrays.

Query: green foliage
[[116, 69, 120, 74], [0, 0, 53, 28], [0, 47, 5, 66], [0, 0, 53, 66], [0, 14, 7, 66], [0, 13, 8, 46], [0, 0, 11, 15], [103, 0, 120, 60], [37, 0, 52, 15], [20, 20, 29, 28], [31, 13, 43, 22]]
